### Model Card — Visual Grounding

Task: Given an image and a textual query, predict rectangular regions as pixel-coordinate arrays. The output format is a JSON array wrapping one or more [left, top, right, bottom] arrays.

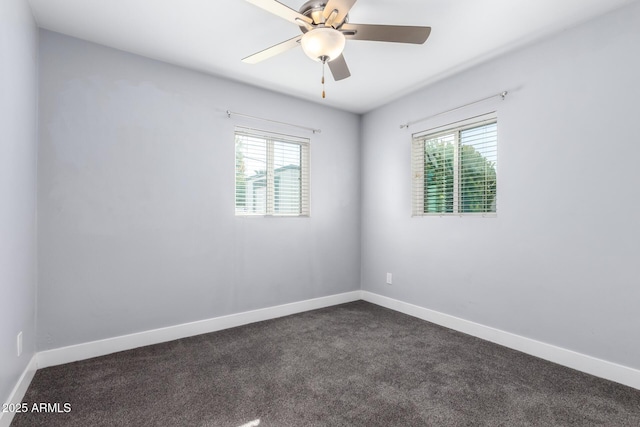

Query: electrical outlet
[[17, 331, 23, 357], [386, 272, 392, 285]]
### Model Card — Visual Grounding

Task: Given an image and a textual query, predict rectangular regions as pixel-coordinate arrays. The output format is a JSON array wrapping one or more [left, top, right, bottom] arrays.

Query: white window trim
[[411, 112, 498, 217], [235, 127, 310, 217]]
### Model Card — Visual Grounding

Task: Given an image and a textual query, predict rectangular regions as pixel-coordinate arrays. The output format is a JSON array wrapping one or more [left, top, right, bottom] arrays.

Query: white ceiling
[[27, 0, 636, 113]]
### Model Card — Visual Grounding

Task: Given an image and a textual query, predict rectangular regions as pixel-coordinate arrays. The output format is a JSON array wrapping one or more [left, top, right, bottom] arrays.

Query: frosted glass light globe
[[301, 27, 346, 62]]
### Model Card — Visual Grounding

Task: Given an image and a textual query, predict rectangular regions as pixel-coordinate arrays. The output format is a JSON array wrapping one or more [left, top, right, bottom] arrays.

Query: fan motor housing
[[299, 0, 348, 32]]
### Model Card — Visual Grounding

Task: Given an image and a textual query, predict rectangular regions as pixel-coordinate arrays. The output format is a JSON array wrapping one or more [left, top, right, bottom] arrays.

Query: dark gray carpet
[[12, 301, 640, 426]]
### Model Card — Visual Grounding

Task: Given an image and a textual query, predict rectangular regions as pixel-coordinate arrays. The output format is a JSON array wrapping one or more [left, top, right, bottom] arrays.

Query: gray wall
[[0, 0, 39, 404], [361, 1, 640, 370], [37, 31, 361, 350]]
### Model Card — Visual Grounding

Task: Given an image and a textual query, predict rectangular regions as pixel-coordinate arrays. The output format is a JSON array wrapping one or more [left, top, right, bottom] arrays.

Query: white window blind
[[411, 113, 497, 216], [235, 127, 310, 216]]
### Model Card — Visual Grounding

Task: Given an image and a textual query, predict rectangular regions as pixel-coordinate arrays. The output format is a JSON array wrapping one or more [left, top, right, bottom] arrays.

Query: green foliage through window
[[413, 116, 497, 216]]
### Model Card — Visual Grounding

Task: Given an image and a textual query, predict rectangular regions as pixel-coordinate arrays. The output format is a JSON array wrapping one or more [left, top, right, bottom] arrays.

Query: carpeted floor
[[12, 301, 640, 426]]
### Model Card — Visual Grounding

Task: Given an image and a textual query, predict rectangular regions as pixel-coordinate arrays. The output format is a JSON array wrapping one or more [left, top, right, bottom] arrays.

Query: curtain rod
[[227, 110, 321, 134], [399, 91, 508, 130]]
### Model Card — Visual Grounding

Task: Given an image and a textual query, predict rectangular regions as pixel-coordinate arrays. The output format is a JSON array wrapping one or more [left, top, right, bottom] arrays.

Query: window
[[235, 127, 310, 216], [411, 113, 497, 216]]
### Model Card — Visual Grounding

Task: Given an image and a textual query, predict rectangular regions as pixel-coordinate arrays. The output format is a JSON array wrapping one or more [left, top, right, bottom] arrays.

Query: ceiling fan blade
[[246, 0, 313, 25], [323, 0, 357, 27], [341, 23, 431, 44], [328, 54, 351, 81], [242, 35, 302, 64]]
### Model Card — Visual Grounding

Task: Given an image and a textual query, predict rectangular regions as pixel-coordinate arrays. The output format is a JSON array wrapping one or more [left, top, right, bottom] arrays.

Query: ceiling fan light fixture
[[301, 27, 345, 62]]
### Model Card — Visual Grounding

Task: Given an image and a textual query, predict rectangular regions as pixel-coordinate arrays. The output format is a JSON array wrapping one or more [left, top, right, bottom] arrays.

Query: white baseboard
[[361, 291, 640, 390], [37, 291, 362, 369], [0, 355, 38, 427]]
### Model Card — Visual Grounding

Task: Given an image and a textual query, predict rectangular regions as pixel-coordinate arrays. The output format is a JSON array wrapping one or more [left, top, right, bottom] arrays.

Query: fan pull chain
[[321, 60, 326, 99]]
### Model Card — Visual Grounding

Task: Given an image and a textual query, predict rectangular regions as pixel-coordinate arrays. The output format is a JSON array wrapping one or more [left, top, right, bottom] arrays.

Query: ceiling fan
[[243, 0, 431, 97]]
